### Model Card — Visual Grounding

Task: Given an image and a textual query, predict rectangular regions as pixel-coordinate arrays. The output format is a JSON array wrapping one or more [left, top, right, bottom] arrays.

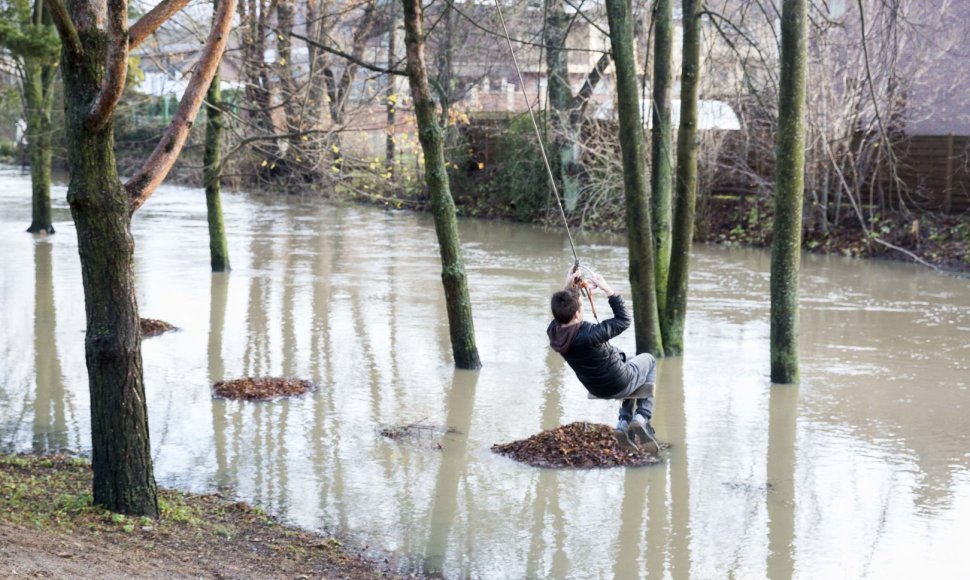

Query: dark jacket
[[547, 294, 633, 398]]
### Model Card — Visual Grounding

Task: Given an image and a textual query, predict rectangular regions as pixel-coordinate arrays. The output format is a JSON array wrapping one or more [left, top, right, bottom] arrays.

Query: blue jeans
[[616, 353, 656, 421]]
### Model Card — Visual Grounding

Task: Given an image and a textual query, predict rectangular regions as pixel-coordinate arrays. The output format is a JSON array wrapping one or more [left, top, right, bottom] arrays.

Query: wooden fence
[[873, 134, 970, 214]]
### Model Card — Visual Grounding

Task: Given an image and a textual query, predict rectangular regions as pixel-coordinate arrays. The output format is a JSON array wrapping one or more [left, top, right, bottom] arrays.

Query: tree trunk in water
[[24, 59, 54, 234], [604, 0, 663, 356], [204, 20, 230, 273], [402, 0, 481, 370], [770, 0, 808, 384], [650, 0, 673, 318], [544, 0, 579, 211], [662, 0, 700, 356], [62, 31, 159, 515]]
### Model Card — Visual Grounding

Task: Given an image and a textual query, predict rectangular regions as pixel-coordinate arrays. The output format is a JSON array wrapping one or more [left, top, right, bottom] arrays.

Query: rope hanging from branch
[[492, 0, 600, 319]]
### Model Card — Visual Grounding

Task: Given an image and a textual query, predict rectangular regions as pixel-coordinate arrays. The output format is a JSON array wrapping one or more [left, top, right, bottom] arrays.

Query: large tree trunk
[[650, 0, 673, 318], [62, 36, 159, 515], [402, 0, 481, 370], [604, 0, 664, 356], [771, 0, 808, 383], [47, 0, 233, 518], [204, 17, 230, 273], [24, 58, 55, 234], [662, 0, 700, 356]]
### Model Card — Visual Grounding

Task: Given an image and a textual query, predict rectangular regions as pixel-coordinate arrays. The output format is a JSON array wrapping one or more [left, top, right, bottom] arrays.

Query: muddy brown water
[[1, 167, 969, 578]]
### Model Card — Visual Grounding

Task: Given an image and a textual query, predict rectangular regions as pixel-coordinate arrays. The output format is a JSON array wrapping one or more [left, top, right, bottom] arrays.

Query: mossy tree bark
[[24, 57, 56, 234], [771, 0, 808, 383], [204, 1, 230, 273], [61, 27, 159, 515], [604, 0, 664, 356], [650, 0, 673, 319], [49, 0, 236, 516], [1, 0, 60, 234], [662, 0, 701, 356], [402, 0, 481, 370]]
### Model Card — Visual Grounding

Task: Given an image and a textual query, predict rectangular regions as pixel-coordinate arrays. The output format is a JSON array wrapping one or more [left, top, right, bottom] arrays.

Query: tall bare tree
[[650, 0, 674, 318], [402, 0, 481, 369], [604, 0, 664, 356], [204, 0, 230, 272], [45, 0, 236, 515], [1, 0, 59, 234], [770, 0, 808, 383], [663, 0, 702, 355]]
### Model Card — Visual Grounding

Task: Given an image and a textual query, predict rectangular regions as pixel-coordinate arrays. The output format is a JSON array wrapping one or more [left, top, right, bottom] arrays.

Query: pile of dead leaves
[[491, 422, 661, 469], [140, 318, 177, 337], [212, 377, 316, 401]]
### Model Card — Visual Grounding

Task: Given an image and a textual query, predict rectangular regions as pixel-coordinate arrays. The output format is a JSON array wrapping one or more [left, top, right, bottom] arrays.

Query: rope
[[493, 0, 599, 320], [492, 0, 578, 266]]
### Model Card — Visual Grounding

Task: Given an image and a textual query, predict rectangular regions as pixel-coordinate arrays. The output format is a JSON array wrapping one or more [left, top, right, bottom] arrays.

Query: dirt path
[[0, 455, 394, 579], [0, 522, 212, 578]]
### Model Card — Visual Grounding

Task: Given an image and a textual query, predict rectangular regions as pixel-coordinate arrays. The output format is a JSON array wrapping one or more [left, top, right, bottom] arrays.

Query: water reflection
[[766, 384, 797, 578], [31, 241, 72, 452], [3, 169, 970, 578], [424, 370, 479, 575]]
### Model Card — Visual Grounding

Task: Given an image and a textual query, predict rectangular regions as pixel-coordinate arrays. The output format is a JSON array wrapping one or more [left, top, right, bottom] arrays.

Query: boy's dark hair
[[551, 287, 581, 324]]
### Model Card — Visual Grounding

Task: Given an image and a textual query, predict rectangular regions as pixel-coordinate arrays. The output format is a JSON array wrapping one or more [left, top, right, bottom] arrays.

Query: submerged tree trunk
[[62, 33, 159, 514], [604, 0, 663, 356], [24, 58, 55, 234], [402, 0, 481, 370], [771, 0, 808, 383], [650, 0, 673, 318], [204, 27, 230, 272], [662, 0, 700, 356]]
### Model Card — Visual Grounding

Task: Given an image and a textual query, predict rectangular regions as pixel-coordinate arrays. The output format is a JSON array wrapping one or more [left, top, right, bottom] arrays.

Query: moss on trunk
[[770, 0, 809, 383], [403, 0, 481, 370], [662, 0, 701, 356], [203, 18, 230, 273], [604, 0, 664, 356], [61, 16, 159, 517], [24, 58, 55, 235], [650, 0, 673, 319]]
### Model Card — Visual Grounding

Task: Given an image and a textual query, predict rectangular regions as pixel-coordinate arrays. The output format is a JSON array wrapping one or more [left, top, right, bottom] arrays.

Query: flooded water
[[2, 166, 970, 578]]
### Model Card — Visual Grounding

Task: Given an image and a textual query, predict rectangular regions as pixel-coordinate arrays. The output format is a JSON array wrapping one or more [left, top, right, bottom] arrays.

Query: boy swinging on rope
[[547, 267, 660, 453]]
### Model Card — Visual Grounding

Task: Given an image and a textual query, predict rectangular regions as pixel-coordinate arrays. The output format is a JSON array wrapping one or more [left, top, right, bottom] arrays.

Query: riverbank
[[699, 196, 970, 273], [342, 176, 970, 274], [0, 454, 396, 578]]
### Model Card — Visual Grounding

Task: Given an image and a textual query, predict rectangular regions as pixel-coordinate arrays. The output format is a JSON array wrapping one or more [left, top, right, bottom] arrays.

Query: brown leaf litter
[[140, 318, 177, 337], [212, 377, 316, 401], [491, 421, 663, 469]]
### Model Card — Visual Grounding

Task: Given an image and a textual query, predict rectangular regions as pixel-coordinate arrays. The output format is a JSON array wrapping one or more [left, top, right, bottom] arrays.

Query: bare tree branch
[[86, 0, 129, 131], [571, 50, 612, 115], [126, 0, 238, 212], [288, 30, 407, 76], [42, 0, 82, 58], [855, 0, 904, 198], [129, 0, 192, 49]]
